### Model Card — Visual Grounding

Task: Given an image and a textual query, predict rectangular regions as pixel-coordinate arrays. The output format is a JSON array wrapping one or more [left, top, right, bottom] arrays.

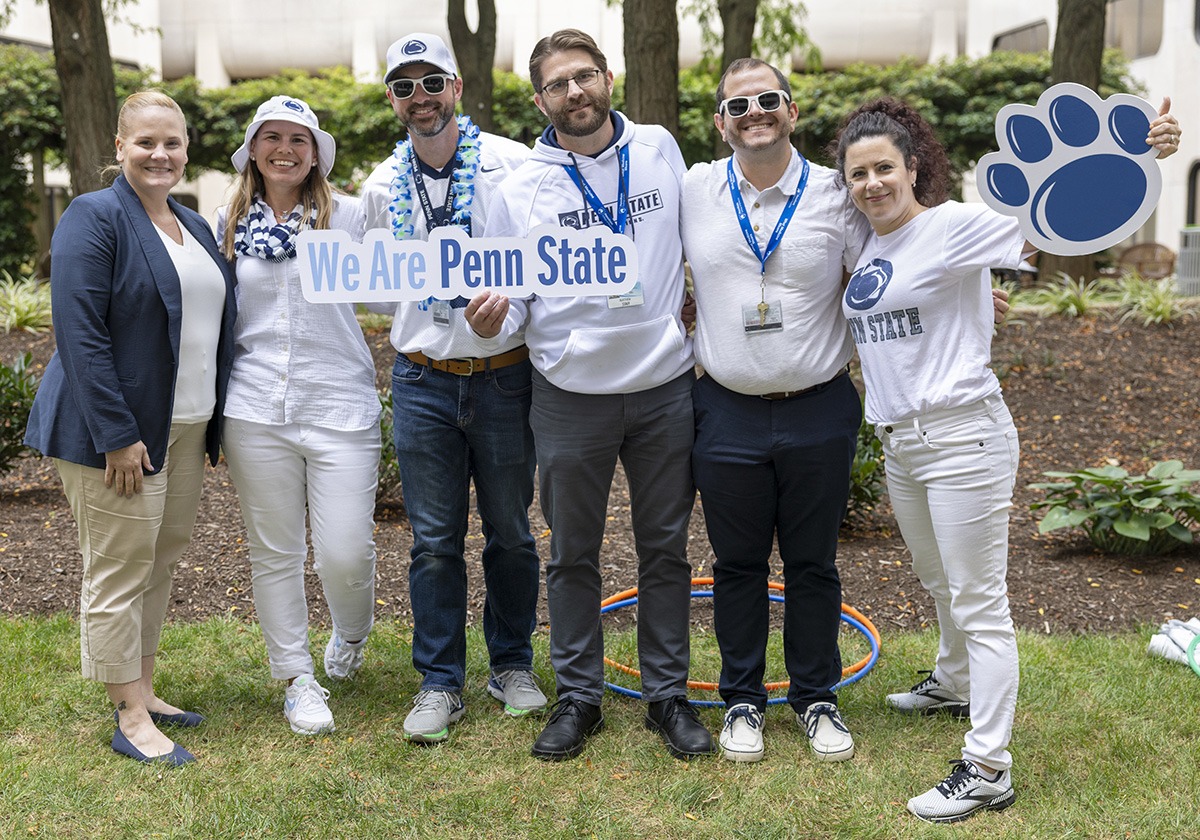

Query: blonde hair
[[221, 127, 334, 260], [103, 91, 187, 183]]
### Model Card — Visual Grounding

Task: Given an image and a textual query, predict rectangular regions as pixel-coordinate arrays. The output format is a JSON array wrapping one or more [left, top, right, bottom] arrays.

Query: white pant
[[876, 394, 1020, 771], [223, 418, 380, 680]]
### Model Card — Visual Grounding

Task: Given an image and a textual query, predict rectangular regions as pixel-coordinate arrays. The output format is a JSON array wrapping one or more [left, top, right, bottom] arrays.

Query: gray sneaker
[[487, 670, 548, 716], [886, 670, 970, 719], [323, 632, 366, 680], [403, 690, 465, 743]]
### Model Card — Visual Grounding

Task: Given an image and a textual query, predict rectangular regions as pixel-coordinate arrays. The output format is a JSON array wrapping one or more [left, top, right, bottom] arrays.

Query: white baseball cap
[[230, 96, 336, 177], [384, 33, 458, 83]]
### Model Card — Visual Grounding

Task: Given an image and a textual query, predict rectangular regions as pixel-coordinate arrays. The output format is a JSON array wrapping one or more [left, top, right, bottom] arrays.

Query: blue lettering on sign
[[307, 242, 340, 292]]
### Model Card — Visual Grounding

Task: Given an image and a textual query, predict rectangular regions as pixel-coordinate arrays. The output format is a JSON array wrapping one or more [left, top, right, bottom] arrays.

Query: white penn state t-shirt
[[842, 202, 1025, 424]]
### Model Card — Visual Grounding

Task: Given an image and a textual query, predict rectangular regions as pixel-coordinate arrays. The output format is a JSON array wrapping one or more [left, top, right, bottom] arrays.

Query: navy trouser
[[692, 371, 860, 713]]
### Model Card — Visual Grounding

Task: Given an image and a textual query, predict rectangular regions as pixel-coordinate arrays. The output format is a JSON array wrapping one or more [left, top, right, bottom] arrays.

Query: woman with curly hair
[[832, 96, 1179, 823]]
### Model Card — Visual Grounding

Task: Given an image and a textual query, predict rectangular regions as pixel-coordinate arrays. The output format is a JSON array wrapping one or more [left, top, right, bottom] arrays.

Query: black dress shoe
[[645, 695, 716, 760], [531, 698, 604, 761]]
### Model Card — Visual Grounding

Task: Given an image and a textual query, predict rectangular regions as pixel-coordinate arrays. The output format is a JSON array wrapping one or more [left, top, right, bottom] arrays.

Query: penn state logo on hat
[[385, 32, 458, 83], [230, 95, 337, 177]]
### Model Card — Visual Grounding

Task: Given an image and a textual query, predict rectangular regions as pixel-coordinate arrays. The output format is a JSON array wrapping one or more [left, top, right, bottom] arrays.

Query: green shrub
[[1113, 272, 1196, 326], [845, 410, 885, 525], [0, 352, 38, 473], [1, 270, 53, 333], [1029, 460, 1200, 555], [1025, 273, 1118, 318], [376, 389, 403, 510]]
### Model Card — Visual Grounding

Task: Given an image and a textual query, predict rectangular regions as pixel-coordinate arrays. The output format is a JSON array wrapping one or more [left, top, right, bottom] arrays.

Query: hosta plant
[[1029, 460, 1200, 555]]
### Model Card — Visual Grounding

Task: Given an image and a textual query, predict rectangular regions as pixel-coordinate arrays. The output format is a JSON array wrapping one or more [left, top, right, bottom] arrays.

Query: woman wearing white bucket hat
[[219, 95, 380, 735]]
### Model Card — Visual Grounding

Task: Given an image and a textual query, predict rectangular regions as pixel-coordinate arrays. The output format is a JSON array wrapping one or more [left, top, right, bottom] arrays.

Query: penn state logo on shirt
[[403, 40, 427, 56], [845, 258, 894, 311]]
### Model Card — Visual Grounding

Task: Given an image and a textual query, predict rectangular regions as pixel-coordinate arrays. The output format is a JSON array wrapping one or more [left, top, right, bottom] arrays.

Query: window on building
[[992, 20, 1050, 52], [1106, 0, 1163, 58]]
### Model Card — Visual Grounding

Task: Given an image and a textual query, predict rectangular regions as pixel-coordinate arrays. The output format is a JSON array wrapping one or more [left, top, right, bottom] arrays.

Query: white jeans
[[223, 418, 380, 680], [875, 394, 1020, 771]]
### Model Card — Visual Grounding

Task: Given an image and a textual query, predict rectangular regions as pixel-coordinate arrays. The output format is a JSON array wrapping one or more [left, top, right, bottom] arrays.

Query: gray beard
[[404, 108, 455, 139]]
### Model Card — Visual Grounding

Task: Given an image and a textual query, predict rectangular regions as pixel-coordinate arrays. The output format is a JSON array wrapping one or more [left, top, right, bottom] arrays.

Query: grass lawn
[[2, 615, 1197, 840]]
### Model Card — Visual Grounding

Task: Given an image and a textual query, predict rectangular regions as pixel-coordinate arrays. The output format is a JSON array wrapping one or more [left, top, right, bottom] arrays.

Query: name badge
[[608, 281, 645, 309], [742, 300, 783, 334]]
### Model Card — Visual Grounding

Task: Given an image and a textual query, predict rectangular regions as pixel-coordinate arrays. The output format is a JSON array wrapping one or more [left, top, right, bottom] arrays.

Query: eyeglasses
[[719, 89, 790, 118], [540, 69, 603, 99], [387, 73, 455, 100]]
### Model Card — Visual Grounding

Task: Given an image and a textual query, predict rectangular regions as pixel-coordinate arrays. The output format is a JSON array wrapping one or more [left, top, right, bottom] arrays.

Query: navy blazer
[[25, 175, 237, 473]]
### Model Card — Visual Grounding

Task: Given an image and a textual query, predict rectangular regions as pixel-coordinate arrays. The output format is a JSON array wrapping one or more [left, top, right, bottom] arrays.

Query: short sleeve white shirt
[[682, 152, 870, 394], [843, 202, 1025, 423]]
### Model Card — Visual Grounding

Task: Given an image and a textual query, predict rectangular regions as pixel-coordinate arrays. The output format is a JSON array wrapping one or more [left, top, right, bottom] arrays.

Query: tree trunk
[[47, 0, 118, 196], [447, 0, 498, 133], [623, 0, 679, 138], [718, 0, 758, 73], [1042, 0, 1106, 284]]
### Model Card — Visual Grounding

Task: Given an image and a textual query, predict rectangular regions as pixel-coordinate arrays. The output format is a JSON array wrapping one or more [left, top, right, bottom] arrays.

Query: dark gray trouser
[[530, 369, 696, 706]]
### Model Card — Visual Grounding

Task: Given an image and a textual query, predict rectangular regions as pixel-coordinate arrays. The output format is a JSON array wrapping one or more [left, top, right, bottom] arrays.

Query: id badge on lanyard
[[562, 145, 642, 309]]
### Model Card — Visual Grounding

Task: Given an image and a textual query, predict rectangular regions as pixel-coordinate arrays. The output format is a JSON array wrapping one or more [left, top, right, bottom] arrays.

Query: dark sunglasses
[[719, 89, 790, 118], [387, 73, 455, 100]]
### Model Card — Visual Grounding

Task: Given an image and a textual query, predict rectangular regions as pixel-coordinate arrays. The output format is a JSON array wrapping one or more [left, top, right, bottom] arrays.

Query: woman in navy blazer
[[25, 92, 236, 767]]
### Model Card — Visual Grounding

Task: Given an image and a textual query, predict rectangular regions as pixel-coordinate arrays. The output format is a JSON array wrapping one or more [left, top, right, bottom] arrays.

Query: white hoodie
[[485, 112, 693, 394]]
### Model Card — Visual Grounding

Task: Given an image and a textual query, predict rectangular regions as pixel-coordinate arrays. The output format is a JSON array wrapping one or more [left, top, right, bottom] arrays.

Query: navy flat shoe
[[111, 726, 195, 767], [114, 709, 206, 728]]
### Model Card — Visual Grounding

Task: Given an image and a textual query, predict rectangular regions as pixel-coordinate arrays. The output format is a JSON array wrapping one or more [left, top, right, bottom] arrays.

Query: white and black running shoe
[[907, 759, 1016, 823], [886, 670, 970, 719]]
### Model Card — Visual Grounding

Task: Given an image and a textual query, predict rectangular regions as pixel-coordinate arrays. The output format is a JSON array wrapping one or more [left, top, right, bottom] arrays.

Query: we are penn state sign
[[297, 226, 639, 303]]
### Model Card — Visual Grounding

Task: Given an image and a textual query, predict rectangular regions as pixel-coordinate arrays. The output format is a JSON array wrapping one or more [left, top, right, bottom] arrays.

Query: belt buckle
[[455, 357, 478, 376]]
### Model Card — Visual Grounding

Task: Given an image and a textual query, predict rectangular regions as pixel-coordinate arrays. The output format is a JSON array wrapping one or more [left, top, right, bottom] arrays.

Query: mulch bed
[[2, 315, 1198, 636]]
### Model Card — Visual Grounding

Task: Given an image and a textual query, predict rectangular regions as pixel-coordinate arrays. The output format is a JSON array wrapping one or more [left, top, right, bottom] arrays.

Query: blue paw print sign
[[976, 83, 1162, 256]]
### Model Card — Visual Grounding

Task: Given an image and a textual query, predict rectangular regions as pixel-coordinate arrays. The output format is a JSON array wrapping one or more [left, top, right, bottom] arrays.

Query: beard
[[546, 86, 612, 138], [402, 100, 456, 139]]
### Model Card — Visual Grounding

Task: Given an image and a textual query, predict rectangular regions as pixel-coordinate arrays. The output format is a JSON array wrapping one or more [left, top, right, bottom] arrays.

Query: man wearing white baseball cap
[[359, 33, 545, 744]]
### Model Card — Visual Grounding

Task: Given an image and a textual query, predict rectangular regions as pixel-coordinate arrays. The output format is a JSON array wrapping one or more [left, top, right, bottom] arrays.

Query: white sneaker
[[284, 674, 335, 735], [487, 670, 547, 716], [907, 759, 1016, 823], [798, 702, 854, 762], [324, 632, 367, 680], [719, 703, 765, 762], [886, 670, 970, 719], [403, 690, 465, 743]]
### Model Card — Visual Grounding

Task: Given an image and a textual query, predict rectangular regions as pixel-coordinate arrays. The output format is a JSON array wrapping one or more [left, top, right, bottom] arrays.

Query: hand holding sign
[[976, 83, 1166, 257], [297, 225, 639, 304]]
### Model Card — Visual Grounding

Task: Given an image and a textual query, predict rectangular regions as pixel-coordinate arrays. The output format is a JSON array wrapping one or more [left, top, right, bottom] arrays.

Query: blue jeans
[[391, 353, 540, 693]]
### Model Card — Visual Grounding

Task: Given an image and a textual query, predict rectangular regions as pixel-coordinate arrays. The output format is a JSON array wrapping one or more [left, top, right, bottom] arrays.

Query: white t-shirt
[[682, 152, 869, 394], [843, 202, 1025, 424], [154, 216, 226, 423]]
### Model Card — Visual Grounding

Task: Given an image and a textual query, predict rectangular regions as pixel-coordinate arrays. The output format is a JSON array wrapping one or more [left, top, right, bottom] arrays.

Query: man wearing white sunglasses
[[680, 58, 872, 766], [359, 32, 546, 745]]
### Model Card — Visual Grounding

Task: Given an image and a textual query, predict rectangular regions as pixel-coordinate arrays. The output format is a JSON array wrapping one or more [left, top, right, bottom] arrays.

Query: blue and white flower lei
[[388, 113, 481, 241]]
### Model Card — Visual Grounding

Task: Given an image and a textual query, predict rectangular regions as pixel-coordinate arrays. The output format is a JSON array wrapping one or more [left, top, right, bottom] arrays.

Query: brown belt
[[404, 345, 529, 376], [759, 369, 847, 400]]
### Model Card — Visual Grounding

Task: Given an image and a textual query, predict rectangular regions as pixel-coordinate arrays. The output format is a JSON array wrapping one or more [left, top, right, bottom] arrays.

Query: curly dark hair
[[830, 97, 951, 207]]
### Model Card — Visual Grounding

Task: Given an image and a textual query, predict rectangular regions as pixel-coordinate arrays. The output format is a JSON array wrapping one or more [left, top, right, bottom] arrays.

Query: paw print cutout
[[976, 83, 1162, 256]]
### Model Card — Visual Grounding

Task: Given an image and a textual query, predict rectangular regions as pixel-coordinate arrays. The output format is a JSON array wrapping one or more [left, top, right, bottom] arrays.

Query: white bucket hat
[[384, 33, 458, 83], [231, 96, 336, 177]]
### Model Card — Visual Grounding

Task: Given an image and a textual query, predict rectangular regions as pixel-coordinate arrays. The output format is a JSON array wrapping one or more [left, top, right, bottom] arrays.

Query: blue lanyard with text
[[562, 144, 630, 234], [411, 157, 463, 234], [726, 154, 809, 276]]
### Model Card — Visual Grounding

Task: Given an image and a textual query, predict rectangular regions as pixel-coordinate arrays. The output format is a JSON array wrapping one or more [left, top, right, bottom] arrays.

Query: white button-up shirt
[[218, 195, 380, 431]]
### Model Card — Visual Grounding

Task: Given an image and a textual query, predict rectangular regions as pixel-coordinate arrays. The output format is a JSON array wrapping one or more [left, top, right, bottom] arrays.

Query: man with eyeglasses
[[359, 32, 545, 745], [468, 28, 714, 763], [679, 57, 872, 765]]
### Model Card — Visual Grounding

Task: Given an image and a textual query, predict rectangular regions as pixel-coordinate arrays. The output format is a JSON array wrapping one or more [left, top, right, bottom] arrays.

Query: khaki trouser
[[56, 421, 208, 684]]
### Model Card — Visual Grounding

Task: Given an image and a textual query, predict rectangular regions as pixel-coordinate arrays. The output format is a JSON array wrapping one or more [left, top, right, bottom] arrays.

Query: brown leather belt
[[759, 369, 847, 400], [403, 345, 529, 376]]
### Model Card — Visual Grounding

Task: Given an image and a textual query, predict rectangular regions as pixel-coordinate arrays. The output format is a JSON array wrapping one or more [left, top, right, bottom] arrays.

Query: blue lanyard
[[726, 154, 809, 276], [562, 144, 630, 234], [411, 148, 465, 235]]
